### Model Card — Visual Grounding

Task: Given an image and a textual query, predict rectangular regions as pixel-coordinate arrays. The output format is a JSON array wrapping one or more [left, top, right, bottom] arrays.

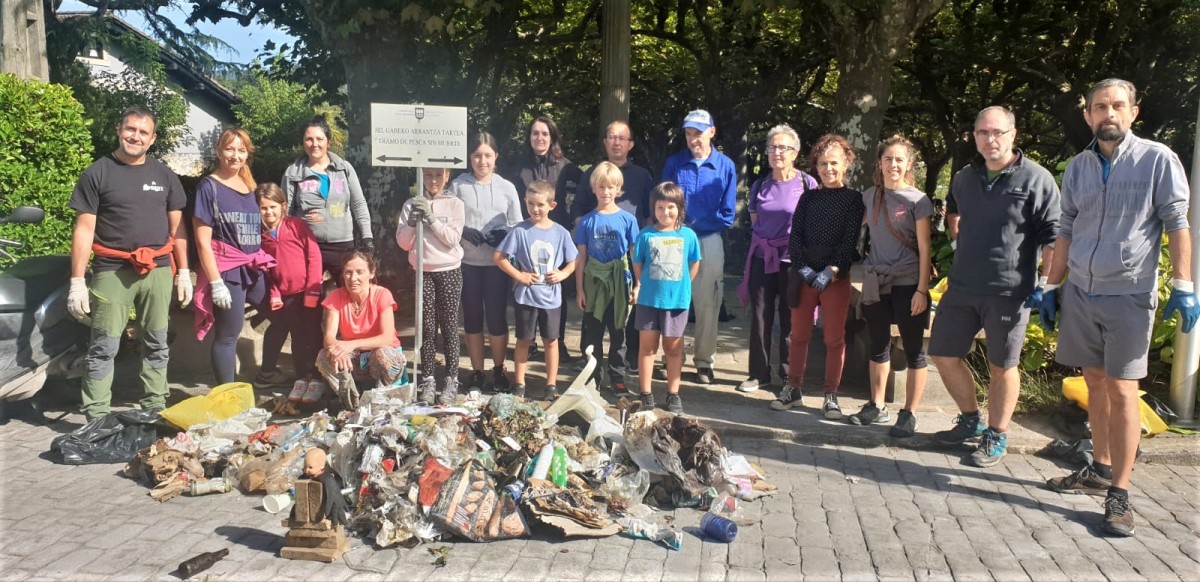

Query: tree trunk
[[599, 0, 630, 136]]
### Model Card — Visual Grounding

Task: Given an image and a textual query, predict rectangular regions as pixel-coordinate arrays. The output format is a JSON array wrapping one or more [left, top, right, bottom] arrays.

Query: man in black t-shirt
[[68, 106, 191, 420]]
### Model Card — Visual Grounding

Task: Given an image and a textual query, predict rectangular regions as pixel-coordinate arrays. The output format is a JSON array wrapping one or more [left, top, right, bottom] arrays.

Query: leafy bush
[[73, 69, 189, 160], [0, 74, 93, 262], [231, 73, 344, 182]]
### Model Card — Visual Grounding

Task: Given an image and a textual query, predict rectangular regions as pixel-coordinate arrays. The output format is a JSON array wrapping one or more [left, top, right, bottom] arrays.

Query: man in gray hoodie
[[930, 106, 1060, 469], [1039, 79, 1196, 537]]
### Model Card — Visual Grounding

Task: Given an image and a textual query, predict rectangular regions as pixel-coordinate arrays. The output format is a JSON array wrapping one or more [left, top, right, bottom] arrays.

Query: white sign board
[[370, 103, 468, 169]]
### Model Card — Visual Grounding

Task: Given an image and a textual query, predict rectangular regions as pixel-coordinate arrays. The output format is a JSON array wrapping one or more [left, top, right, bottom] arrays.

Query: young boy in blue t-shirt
[[574, 162, 641, 394], [495, 180, 578, 402]]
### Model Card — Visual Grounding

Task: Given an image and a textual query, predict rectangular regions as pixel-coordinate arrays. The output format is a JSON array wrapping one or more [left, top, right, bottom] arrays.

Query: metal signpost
[[370, 103, 467, 389]]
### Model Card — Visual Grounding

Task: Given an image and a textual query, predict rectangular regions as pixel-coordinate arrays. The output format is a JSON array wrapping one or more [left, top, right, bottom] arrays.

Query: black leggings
[[862, 284, 929, 369], [212, 272, 269, 385], [462, 264, 510, 336]]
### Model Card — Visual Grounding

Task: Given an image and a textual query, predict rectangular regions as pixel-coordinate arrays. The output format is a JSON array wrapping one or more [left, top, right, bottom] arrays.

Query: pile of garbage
[[68, 365, 775, 549]]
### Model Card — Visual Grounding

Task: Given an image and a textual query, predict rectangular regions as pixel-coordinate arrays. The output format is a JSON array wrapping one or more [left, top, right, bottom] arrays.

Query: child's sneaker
[[770, 384, 803, 411], [301, 379, 327, 405], [822, 393, 843, 420], [466, 370, 486, 393], [639, 392, 655, 409], [418, 376, 437, 405], [288, 379, 308, 404], [438, 379, 459, 407], [666, 393, 683, 413], [491, 365, 510, 393], [512, 384, 526, 399], [611, 378, 628, 397], [848, 402, 890, 426], [889, 410, 918, 438], [544, 387, 559, 403], [969, 427, 1007, 467]]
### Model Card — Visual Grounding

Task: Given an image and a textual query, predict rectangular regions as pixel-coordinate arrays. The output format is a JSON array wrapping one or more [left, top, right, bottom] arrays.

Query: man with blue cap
[[660, 109, 737, 384]]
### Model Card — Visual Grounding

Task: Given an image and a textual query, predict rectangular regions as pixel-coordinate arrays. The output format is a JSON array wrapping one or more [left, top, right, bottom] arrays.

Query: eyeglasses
[[605, 135, 631, 142], [766, 145, 797, 154], [973, 128, 1014, 141]]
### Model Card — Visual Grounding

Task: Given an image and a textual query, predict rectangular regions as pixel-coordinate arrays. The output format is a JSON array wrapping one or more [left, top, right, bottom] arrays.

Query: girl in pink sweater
[[397, 167, 465, 406]]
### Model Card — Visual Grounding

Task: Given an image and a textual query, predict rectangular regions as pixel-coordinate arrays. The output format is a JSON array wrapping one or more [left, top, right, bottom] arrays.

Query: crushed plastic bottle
[[549, 444, 568, 487]]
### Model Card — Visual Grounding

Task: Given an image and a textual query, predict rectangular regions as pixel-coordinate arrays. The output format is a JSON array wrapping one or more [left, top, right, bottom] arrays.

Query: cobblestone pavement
[[2, 408, 1199, 581]]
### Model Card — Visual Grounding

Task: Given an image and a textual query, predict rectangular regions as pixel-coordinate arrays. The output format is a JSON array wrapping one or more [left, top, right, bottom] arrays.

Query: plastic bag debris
[[597, 466, 650, 512], [159, 382, 254, 430], [428, 459, 529, 541], [619, 517, 682, 550]]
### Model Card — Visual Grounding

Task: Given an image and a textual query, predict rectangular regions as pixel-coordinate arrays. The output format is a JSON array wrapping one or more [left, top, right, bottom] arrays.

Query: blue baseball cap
[[682, 109, 714, 132]]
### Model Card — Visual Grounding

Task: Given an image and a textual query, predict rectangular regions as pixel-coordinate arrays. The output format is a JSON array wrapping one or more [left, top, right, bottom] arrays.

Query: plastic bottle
[[187, 478, 232, 496], [530, 441, 555, 480], [549, 444, 568, 487], [700, 512, 738, 543]]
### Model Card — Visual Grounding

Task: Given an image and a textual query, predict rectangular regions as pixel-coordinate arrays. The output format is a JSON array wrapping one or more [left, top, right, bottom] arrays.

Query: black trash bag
[[1038, 438, 1093, 467], [1051, 401, 1091, 440], [50, 409, 162, 465], [1142, 393, 1178, 426]]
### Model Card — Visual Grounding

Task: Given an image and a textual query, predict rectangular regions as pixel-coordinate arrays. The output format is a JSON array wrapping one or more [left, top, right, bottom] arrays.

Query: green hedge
[[0, 74, 92, 262]]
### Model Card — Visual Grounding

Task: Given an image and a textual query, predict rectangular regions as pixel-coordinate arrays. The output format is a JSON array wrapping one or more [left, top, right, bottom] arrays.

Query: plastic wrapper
[[187, 408, 271, 454], [429, 460, 529, 541], [598, 467, 649, 511], [421, 416, 477, 467], [619, 517, 682, 551]]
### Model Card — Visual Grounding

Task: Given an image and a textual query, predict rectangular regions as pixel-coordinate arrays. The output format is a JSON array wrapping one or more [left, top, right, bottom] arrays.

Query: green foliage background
[[0, 75, 93, 262]]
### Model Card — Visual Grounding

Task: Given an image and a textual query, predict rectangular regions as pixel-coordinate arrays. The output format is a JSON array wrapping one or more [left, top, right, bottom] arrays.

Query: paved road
[[2, 408, 1198, 581]]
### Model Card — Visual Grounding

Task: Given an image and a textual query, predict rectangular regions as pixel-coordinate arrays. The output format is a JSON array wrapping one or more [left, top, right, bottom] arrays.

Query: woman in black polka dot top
[[770, 134, 866, 421]]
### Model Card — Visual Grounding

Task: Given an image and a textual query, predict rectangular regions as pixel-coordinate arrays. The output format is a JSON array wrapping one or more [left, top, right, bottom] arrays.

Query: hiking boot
[[695, 368, 715, 385], [822, 393, 843, 420], [544, 386, 559, 403], [969, 427, 1007, 467], [666, 393, 683, 413], [640, 392, 656, 409], [255, 367, 290, 386], [935, 412, 984, 444], [1045, 465, 1112, 496], [438, 379, 459, 407], [736, 378, 761, 393], [1102, 494, 1136, 536], [770, 384, 803, 411], [889, 410, 918, 438], [418, 376, 437, 406], [848, 402, 890, 425], [490, 365, 510, 393], [466, 370, 486, 393], [512, 384, 526, 399]]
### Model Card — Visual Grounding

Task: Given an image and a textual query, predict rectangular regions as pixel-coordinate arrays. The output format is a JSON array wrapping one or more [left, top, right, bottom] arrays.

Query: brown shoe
[[1046, 465, 1111, 496], [1102, 495, 1135, 537]]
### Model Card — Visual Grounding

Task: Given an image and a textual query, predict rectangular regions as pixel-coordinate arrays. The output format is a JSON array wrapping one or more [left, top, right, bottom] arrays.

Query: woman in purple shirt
[[736, 125, 819, 394]]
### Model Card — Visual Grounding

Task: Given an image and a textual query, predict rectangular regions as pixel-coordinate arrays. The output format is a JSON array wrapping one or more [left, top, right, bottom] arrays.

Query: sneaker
[[848, 402, 891, 425], [544, 387, 559, 402], [822, 393, 843, 420], [301, 379, 327, 405], [770, 384, 803, 411], [438, 379, 459, 407], [512, 384, 526, 399], [666, 393, 683, 413], [653, 367, 667, 381], [625, 382, 641, 398], [935, 412, 985, 444], [1102, 494, 1136, 536], [611, 379, 628, 397], [288, 379, 308, 404], [969, 427, 1007, 467], [695, 368, 715, 385], [255, 367, 290, 386], [466, 370, 486, 393], [490, 365, 510, 394], [736, 378, 761, 393], [889, 410, 918, 438], [1045, 465, 1112, 496], [639, 392, 656, 409], [418, 376, 437, 405]]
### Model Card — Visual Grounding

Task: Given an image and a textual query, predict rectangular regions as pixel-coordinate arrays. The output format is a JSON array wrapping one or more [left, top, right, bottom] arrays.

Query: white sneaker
[[301, 379, 327, 405], [287, 379, 307, 403], [736, 378, 761, 393]]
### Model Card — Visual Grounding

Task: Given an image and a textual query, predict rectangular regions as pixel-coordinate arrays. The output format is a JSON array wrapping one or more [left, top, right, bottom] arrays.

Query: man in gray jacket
[[931, 106, 1060, 468], [1039, 79, 1196, 537]]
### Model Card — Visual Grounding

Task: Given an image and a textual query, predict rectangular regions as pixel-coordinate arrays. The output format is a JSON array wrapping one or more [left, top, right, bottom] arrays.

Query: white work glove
[[175, 269, 193, 308], [210, 279, 233, 310], [67, 277, 90, 322]]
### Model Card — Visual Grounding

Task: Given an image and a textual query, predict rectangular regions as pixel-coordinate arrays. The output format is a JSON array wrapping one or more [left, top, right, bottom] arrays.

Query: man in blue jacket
[[931, 106, 1060, 468], [1040, 79, 1196, 537], [661, 110, 737, 385]]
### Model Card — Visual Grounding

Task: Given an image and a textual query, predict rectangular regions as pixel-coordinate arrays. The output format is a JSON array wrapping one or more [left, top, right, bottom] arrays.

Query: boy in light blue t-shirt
[[495, 180, 578, 402], [632, 182, 701, 413], [574, 162, 640, 393]]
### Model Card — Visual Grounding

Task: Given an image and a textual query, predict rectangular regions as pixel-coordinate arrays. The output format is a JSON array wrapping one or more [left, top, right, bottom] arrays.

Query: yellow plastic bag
[[929, 277, 949, 303], [160, 382, 255, 430], [1060, 376, 1168, 436]]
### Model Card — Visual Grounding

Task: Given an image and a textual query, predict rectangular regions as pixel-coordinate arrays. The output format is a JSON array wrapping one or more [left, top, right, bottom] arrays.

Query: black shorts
[[462, 264, 510, 335], [514, 303, 562, 341]]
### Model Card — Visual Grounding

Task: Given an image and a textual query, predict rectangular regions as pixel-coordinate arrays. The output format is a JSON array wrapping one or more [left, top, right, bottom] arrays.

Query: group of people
[[65, 77, 1196, 539]]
